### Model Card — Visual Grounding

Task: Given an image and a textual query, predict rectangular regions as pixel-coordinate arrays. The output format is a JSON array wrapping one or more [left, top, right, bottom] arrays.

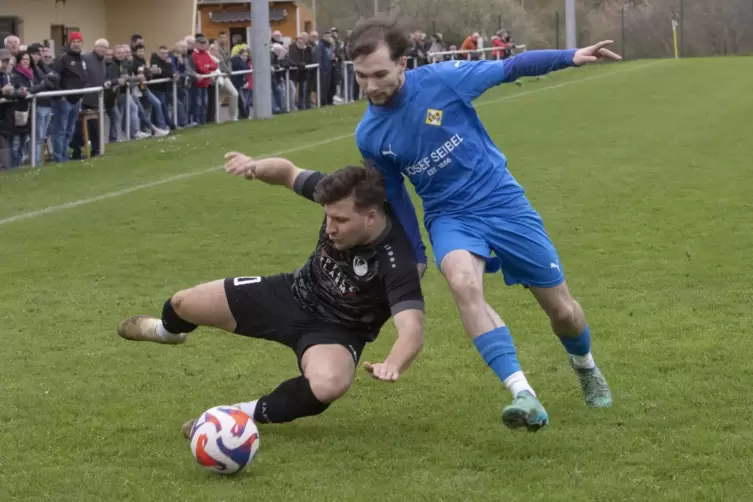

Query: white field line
[[0, 59, 666, 228]]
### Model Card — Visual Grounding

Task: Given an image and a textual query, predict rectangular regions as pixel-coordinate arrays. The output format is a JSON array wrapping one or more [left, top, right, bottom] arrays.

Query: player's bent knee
[[301, 344, 356, 403], [445, 269, 483, 303], [307, 371, 352, 403], [170, 288, 205, 322], [170, 289, 190, 316], [441, 252, 486, 302], [548, 299, 578, 330]]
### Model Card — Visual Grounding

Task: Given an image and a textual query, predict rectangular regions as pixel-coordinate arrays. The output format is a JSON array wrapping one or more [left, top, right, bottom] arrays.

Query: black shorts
[[223, 273, 365, 370]]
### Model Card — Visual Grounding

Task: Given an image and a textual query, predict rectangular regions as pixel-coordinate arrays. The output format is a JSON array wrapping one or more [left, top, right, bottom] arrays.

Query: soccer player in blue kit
[[350, 18, 621, 431]]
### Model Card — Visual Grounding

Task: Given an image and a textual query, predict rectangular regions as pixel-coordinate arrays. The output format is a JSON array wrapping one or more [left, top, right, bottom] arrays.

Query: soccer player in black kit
[[116, 152, 425, 437]]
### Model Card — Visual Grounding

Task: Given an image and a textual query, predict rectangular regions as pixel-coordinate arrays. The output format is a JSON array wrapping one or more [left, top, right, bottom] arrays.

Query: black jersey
[[290, 170, 424, 341]]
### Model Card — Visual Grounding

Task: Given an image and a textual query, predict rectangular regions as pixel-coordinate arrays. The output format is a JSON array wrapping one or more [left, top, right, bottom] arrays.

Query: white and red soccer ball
[[189, 406, 260, 475]]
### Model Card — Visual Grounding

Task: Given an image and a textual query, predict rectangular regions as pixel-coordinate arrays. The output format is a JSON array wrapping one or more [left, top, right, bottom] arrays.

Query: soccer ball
[[189, 406, 260, 475]]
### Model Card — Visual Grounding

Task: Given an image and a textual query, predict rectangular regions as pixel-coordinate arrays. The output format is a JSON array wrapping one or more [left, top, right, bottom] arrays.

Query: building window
[[0, 16, 20, 38], [304, 21, 312, 33]]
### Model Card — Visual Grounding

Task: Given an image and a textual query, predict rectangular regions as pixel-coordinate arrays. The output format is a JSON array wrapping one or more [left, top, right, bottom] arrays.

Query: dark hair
[[158, 45, 168, 51], [133, 44, 145, 52], [27, 43, 44, 55], [130, 34, 142, 42], [346, 16, 411, 61], [313, 166, 385, 211]]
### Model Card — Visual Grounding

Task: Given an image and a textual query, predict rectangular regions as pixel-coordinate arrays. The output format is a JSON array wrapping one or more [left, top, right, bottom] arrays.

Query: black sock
[[253, 376, 330, 424], [161, 298, 198, 334]]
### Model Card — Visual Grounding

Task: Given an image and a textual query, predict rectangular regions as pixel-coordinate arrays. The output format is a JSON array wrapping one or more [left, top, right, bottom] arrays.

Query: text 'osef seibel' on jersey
[[405, 134, 464, 176]]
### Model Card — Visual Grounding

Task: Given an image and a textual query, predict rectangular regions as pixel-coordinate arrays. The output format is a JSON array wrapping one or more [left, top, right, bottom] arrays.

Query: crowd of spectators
[[0, 27, 517, 170]]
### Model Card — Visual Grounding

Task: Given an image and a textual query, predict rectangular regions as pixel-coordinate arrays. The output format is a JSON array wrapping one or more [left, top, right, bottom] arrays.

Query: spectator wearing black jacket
[[130, 44, 170, 133], [230, 46, 252, 118], [109, 45, 148, 140], [72, 39, 120, 158], [181, 36, 199, 125], [1, 48, 28, 169], [27, 43, 59, 166], [270, 43, 292, 113], [104, 45, 125, 141], [175, 39, 197, 126], [169, 41, 191, 127], [9, 51, 48, 166], [315, 33, 334, 106], [288, 35, 313, 110], [149, 46, 179, 129], [330, 28, 344, 103], [344, 29, 360, 101], [50, 32, 88, 163]]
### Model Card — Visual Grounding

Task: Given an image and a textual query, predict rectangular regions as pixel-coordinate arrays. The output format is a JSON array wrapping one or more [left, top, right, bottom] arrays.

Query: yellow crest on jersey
[[425, 108, 443, 126]]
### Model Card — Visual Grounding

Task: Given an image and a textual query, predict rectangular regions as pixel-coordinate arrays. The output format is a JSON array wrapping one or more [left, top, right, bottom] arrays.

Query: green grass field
[[1, 56, 752, 501]]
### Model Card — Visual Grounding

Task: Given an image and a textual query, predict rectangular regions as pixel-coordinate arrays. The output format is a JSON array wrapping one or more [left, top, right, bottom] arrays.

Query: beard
[[366, 75, 404, 106]]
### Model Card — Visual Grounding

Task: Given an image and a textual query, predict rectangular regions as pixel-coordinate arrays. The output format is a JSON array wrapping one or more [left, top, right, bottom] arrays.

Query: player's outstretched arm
[[224, 152, 304, 190], [435, 41, 621, 102], [503, 40, 622, 83], [363, 309, 425, 382]]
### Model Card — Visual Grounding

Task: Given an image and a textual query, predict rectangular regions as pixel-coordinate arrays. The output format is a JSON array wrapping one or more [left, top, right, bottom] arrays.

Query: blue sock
[[558, 325, 592, 357], [473, 326, 521, 382]]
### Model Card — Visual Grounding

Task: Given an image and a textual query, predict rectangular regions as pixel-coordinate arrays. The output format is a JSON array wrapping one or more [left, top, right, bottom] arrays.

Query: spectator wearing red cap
[[50, 31, 88, 163]]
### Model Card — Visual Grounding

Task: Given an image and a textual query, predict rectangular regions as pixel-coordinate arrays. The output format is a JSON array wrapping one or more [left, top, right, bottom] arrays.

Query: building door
[[50, 25, 65, 55], [229, 27, 247, 46]]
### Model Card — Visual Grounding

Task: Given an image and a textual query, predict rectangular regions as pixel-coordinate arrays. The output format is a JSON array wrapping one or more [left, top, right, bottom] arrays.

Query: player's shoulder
[[354, 115, 371, 144], [424, 59, 495, 76], [415, 60, 464, 77], [294, 169, 327, 201], [376, 210, 419, 266], [356, 107, 392, 153], [355, 110, 379, 148], [406, 62, 465, 98]]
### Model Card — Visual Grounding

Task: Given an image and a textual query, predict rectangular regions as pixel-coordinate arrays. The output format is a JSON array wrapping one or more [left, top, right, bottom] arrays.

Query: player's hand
[[224, 151, 257, 180], [363, 361, 400, 382], [572, 40, 622, 66]]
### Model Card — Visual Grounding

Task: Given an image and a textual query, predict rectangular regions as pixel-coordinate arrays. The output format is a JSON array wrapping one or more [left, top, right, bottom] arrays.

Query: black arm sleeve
[[51, 54, 66, 77], [382, 241, 425, 316], [293, 170, 326, 202]]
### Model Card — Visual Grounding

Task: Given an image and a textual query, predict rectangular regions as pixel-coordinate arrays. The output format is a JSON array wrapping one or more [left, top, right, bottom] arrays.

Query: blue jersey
[[356, 49, 578, 264]]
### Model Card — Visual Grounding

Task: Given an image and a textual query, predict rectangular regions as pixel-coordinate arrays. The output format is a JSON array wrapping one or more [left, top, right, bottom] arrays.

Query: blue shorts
[[429, 210, 565, 288]]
